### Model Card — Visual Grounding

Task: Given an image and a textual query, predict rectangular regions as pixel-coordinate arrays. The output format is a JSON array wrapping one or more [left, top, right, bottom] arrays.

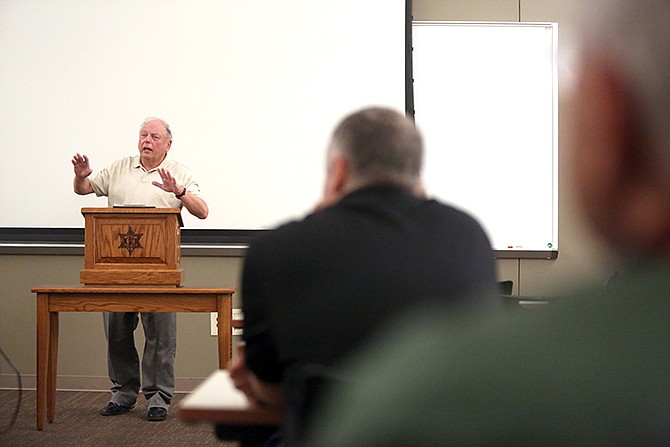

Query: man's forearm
[[180, 193, 209, 219], [74, 177, 94, 195]]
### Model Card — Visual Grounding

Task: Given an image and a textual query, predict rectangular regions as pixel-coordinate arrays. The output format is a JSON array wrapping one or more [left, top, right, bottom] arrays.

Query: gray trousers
[[103, 312, 176, 409]]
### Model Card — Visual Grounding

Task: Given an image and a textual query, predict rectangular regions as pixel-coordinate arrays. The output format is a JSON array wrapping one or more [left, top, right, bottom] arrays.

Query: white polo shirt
[[89, 155, 203, 208]]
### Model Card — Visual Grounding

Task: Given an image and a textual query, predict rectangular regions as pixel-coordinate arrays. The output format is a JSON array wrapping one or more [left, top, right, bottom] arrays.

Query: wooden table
[[31, 286, 235, 430]]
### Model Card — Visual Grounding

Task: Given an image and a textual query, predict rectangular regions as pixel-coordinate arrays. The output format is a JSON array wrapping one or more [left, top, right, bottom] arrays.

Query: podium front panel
[[80, 207, 182, 286]]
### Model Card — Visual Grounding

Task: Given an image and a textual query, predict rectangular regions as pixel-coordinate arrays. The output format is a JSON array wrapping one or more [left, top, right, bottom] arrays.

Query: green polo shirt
[[307, 263, 670, 446]]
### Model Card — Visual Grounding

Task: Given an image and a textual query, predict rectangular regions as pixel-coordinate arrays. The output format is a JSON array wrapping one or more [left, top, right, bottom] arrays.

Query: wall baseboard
[[0, 374, 209, 393]]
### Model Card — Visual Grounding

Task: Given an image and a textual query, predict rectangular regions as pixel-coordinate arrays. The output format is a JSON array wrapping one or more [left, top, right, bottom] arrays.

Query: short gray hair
[[141, 117, 172, 140], [328, 107, 422, 191]]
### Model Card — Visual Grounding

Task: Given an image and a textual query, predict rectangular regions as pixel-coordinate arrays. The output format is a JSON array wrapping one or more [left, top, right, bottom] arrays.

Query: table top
[[178, 370, 283, 426], [32, 286, 235, 294]]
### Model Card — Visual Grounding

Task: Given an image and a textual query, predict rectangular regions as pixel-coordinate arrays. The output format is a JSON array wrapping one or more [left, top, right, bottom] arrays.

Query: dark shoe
[[99, 402, 132, 416], [147, 406, 168, 422]]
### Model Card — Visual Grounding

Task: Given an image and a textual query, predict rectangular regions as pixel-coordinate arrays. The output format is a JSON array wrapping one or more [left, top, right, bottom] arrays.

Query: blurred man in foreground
[[230, 106, 499, 446], [307, 1, 670, 445]]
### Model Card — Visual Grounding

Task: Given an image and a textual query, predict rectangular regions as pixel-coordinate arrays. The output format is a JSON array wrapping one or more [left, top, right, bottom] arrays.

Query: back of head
[[572, 0, 670, 173], [329, 106, 422, 191], [565, 0, 670, 257]]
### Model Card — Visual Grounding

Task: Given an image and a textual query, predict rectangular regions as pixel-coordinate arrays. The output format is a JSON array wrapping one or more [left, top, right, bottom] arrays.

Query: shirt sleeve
[[89, 167, 111, 197]]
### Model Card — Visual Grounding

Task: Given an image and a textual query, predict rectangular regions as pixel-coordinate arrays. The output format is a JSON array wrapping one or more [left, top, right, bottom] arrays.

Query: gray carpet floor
[[0, 389, 238, 446]]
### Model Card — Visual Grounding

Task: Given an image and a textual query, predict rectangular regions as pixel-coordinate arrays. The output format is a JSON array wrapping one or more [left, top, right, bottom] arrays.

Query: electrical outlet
[[210, 309, 244, 336], [210, 312, 218, 336]]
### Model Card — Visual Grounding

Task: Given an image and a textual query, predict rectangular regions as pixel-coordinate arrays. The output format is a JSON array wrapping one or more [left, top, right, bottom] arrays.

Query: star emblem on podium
[[118, 226, 143, 255]]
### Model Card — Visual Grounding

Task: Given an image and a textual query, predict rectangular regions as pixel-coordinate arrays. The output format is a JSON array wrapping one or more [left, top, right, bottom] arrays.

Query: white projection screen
[[1, 6, 558, 258], [412, 22, 558, 257], [0, 0, 407, 233]]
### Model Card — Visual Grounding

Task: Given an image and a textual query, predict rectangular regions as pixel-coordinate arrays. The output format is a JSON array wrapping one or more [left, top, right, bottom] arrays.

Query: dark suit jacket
[[242, 185, 497, 384]]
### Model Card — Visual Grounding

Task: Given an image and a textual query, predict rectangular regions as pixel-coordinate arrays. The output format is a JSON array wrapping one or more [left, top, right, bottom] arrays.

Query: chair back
[[283, 364, 348, 447]]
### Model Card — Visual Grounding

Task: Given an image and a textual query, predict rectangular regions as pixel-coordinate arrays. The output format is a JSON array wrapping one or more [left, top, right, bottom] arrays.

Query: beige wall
[[0, 0, 613, 391]]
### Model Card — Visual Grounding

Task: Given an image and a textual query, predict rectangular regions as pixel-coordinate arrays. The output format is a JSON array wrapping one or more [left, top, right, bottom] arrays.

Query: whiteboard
[[0, 0, 406, 230], [411, 22, 558, 255]]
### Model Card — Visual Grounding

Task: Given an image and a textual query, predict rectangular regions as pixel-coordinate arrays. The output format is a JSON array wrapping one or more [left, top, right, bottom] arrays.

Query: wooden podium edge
[[80, 269, 184, 286]]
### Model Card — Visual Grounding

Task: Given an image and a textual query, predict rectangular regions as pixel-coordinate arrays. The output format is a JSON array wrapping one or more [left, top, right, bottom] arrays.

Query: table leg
[[47, 310, 59, 423], [216, 294, 232, 369], [35, 293, 49, 430]]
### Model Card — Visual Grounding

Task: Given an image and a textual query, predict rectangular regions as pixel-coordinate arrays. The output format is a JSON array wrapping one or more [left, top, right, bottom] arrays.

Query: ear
[[571, 58, 670, 253], [569, 59, 630, 214], [319, 155, 349, 209], [166, 139, 172, 151], [331, 155, 348, 193]]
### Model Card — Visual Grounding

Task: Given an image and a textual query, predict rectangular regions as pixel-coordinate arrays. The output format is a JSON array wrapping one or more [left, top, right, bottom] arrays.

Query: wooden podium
[[79, 207, 183, 286]]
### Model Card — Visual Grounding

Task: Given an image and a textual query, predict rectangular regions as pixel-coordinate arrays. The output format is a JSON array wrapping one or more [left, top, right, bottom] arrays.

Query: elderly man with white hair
[[72, 117, 208, 422]]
